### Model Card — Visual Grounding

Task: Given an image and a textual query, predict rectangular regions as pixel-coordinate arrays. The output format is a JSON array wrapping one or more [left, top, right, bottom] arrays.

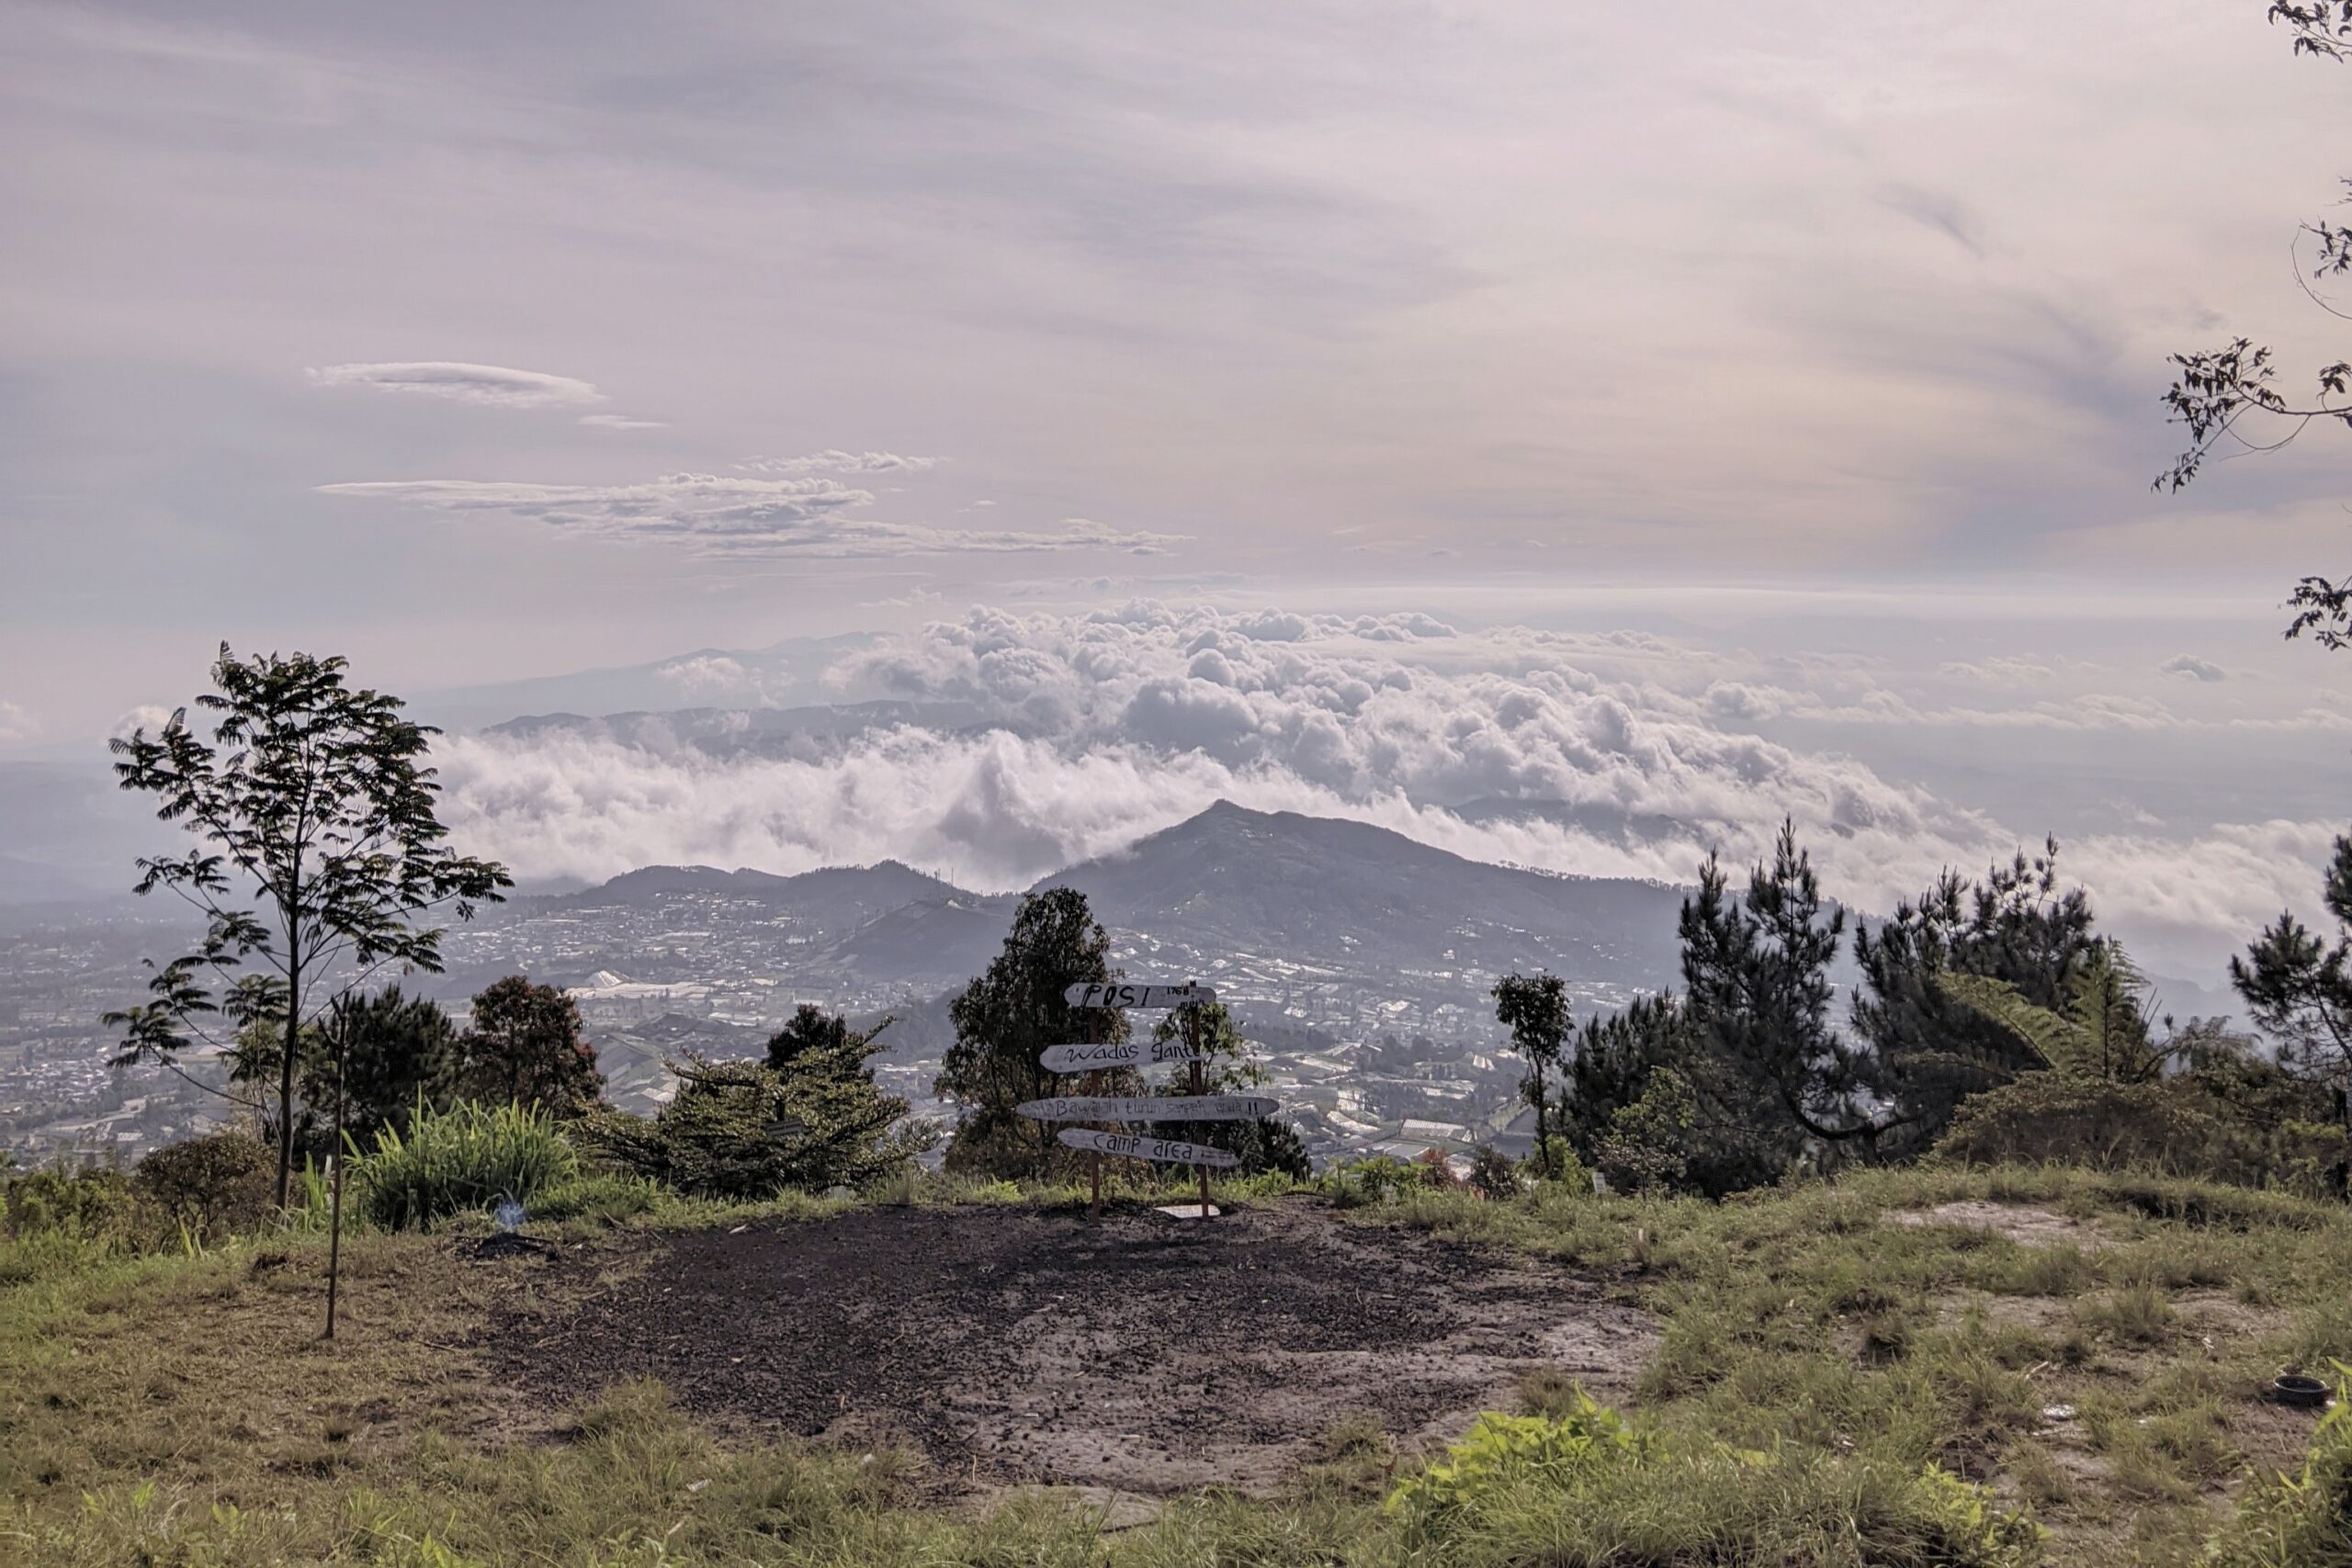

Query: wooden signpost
[[1057, 1128, 1240, 1168], [1038, 1038, 1204, 1074], [1062, 982, 1217, 1010], [1018, 1093, 1278, 1122], [1047, 977, 1269, 1220]]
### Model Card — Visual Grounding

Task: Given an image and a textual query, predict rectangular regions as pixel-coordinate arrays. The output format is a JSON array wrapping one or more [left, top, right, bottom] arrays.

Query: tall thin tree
[[104, 645, 511, 1207]]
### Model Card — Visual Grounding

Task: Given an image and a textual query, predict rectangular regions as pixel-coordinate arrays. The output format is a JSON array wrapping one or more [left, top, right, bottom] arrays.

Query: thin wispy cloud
[[308, 361, 605, 409], [579, 412, 667, 430], [740, 452, 941, 477], [317, 468, 1182, 558]]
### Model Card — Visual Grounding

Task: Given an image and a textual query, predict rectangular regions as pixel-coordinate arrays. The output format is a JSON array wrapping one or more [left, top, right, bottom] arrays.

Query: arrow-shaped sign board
[[1016, 1094, 1279, 1122], [1057, 1127, 1239, 1168], [1038, 1038, 1206, 1074], [1062, 982, 1217, 1010]]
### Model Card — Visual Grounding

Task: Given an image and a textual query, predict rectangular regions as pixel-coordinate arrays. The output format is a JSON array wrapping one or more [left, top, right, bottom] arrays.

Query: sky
[[1, 2, 2346, 988]]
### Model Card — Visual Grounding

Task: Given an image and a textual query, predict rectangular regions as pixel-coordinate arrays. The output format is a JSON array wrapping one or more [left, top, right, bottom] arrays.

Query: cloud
[[427, 603, 2335, 979], [316, 469, 1183, 558], [579, 413, 668, 430], [2160, 653, 2227, 682], [307, 362, 605, 409], [107, 704, 174, 740], [0, 700, 34, 744], [740, 451, 940, 477], [1870, 183, 1988, 258], [653, 655, 750, 694]]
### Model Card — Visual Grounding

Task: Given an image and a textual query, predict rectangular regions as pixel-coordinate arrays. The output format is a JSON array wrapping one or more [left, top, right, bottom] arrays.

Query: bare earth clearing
[[481, 1196, 1658, 1494]]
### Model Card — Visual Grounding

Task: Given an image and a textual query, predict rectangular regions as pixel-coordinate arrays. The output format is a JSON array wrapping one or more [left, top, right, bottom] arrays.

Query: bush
[[1468, 1145, 1520, 1200], [132, 1130, 275, 1244], [1324, 1156, 1424, 1207], [2201, 1366, 2352, 1565], [1387, 1397, 1659, 1534], [353, 1100, 580, 1231], [1387, 1392, 2041, 1566], [1938, 1070, 2351, 1195], [0, 1161, 138, 1243], [1594, 1065, 1703, 1194], [578, 1050, 929, 1201]]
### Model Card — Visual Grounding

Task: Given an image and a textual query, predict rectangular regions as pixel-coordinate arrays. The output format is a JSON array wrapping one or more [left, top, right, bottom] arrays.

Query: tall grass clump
[[354, 1100, 579, 1231]]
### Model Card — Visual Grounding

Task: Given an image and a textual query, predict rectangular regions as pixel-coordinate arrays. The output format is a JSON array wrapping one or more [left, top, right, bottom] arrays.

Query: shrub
[[1387, 1392, 2041, 1565], [1386, 1397, 1659, 1535], [578, 1049, 929, 1201], [1521, 1134, 1592, 1192], [1594, 1065, 1702, 1194], [2201, 1366, 2352, 1565], [1938, 1069, 2351, 1194], [0, 1161, 138, 1242], [353, 1100, 579, 1231], [131, 1130, 275, 1244], [1323, 1156, 1421, 1208], [1468, 1145, 1520, 1201]]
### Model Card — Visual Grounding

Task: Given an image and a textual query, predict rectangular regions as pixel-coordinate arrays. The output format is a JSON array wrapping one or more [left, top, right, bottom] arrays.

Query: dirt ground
[[1890, 1200, 2110, 1250], [481, 1195, 1657, 1494]]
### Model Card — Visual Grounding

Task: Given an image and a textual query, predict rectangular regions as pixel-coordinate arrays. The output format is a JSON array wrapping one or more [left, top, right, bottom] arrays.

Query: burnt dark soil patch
[[480, 1195, 1656, 1494]]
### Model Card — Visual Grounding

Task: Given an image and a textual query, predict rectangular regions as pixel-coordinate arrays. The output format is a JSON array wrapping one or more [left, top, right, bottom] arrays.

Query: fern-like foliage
[[1935, 943, 2179, 1084]]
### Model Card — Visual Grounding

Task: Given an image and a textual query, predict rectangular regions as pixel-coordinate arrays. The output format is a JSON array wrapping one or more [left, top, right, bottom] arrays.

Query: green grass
[[1350, 1162, 2352, 1566], [4, 1161, 2349, 1566]]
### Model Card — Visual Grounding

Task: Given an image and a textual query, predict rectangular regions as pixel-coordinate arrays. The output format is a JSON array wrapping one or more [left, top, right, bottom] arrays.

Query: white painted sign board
[[1015, 1094, 1280, 1122], [1038, 1039, 1206, 1073], [1062, 982, 1217, 1010], [1057, 1128, 1240, 1168]]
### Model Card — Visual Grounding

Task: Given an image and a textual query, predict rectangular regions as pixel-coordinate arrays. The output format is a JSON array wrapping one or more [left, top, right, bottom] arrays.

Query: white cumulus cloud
[[426, 603, 2339, 978]]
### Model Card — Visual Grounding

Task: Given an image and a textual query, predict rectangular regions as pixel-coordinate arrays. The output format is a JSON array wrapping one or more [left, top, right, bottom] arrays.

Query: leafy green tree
[[1492, 973, 1572, 1177], [457, 976, 603, 1115], [1148, 1002, 1309, 1179], [2155, 4, 2352, 645], [105, 646, 511, 1205], [2233, 832, 2352, 1129], [1563, 994, 1791, 1197], [938, 888, 1127, 1178], [1592, 1066, 1702, 1195]]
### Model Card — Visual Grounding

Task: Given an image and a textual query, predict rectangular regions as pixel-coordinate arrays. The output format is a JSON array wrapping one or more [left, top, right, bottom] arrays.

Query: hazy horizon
[[4, 1, 2347, 993]]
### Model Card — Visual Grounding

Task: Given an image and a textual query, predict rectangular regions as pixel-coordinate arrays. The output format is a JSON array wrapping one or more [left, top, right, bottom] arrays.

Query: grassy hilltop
[[3, 1161, 2348, 1568]]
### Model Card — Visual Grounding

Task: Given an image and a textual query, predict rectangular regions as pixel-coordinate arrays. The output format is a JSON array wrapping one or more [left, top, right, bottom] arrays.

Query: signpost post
[[1041, 979, 1266, 1222]]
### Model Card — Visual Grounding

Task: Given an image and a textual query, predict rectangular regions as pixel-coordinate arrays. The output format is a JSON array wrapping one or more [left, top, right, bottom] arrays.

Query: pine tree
[[938, 889, 1128, 1178]]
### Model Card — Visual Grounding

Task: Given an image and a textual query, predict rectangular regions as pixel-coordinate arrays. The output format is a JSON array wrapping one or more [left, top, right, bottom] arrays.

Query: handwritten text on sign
[[1057, 1127, 1240, 1168], [1016, 1094, 1280, 1122], [1038, 1039, 1205, 1073], [1062, 982, 1217, 1010]]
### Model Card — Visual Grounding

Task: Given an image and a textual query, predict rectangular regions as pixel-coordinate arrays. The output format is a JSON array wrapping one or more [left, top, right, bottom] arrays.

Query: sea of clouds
[[429, 604, 2335, 983]]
